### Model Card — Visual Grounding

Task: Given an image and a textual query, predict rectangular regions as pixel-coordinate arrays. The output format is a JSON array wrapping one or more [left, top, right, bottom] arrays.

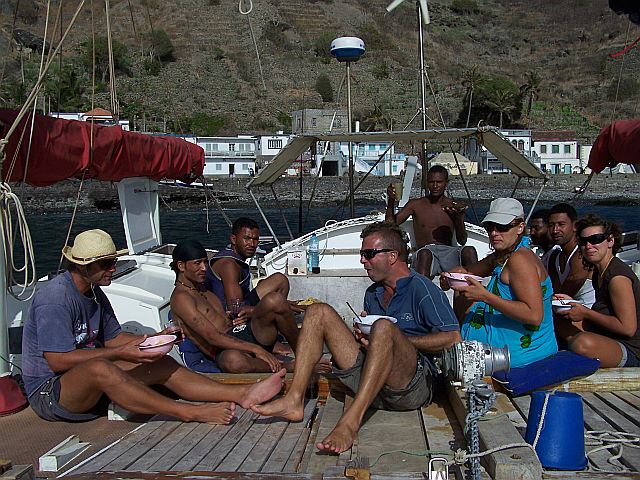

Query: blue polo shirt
[[364, 270, 459, 336]]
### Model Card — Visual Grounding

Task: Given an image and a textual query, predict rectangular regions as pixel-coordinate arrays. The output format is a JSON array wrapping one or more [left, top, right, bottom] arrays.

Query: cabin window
[[229, 144, 235, 151], [552, 144, 559, 154], [311, 118, 317, 127], [511, 140, 517, 147], [242, 164, 249, 170], [518, 140, 524, 151], [564, 164, 572, 174], [215, 164, 222, 171], [268, 139, 282, 149], [540, 145, 547, 154], [369, 144, 376, 151], [564, 145, 571, 154]]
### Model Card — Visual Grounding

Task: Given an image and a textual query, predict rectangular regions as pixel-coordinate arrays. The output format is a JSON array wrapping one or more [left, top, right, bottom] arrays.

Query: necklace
[[597, 256, 615, 288], [175, 279, 206, 295]]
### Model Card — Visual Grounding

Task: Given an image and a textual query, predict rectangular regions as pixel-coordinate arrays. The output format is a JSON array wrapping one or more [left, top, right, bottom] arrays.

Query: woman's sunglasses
[[483, 221, 520, 233], [578, 233, 609, 247], [359, 248, 394, 260]]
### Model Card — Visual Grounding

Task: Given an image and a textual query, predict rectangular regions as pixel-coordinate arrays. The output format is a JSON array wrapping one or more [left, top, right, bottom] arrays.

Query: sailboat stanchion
[[0, 209, 9, 375], [249, 189, 281, 248]]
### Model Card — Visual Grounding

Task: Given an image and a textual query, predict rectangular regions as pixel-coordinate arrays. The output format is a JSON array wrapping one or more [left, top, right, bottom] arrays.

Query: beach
[[14, 173, 640, 213]]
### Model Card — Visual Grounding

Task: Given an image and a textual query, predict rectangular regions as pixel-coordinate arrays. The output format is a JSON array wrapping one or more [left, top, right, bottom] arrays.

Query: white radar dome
[[330, 37, 365, 62]]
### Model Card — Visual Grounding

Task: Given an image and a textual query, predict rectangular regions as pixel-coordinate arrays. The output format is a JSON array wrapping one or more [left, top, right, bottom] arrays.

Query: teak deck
[[54, 370, 640, 480]]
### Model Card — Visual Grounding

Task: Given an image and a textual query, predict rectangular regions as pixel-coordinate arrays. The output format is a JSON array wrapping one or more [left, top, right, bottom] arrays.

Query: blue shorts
[[619, 343, 640, 367], [28, 376, 109, 422]]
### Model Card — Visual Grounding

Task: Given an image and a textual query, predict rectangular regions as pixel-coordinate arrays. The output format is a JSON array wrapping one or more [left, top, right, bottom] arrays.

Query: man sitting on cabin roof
[[170, 238, 299, 374], [386, 165, 478, 279], [252, 221, 461, 454], [21, 229, 285, 424]]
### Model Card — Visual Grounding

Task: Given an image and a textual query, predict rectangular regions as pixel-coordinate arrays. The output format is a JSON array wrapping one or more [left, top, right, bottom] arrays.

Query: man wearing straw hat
[[21, 229, 285, 423]]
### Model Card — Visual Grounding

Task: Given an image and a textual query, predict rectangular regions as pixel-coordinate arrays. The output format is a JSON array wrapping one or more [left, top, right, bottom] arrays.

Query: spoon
[[346, 301, 361, 319]]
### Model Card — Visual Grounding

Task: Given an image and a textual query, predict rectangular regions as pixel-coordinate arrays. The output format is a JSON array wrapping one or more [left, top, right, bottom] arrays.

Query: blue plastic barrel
[[524, 391, 587, 470]]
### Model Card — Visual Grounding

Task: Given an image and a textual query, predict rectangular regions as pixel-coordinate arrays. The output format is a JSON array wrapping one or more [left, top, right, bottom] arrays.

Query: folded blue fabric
[[492, 350, 600, 397], [179, 338, 222, 373]]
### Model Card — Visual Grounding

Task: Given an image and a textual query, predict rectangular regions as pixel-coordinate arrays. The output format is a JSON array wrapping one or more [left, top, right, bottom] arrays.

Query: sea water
[[23, 203, 640, 276]]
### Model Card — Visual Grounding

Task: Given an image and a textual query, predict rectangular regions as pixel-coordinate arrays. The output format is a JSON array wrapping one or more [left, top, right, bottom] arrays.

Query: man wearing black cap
[[170, 239, 299, 373], [21, 229, 285, 424]]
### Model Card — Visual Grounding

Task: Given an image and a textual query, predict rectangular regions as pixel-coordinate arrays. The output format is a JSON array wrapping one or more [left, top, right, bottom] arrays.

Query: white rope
[[238, 0, 266, 91], [585, 429, 640, 472], [0, 183, 37, 301]]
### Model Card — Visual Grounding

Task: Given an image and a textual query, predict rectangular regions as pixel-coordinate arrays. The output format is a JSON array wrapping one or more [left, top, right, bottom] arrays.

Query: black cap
[[172, 240, 207, 262]]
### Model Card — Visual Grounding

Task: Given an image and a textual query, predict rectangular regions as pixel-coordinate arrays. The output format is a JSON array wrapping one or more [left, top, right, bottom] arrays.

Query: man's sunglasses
[[359, 248, 394, 260], [483, 221, 520, 233], [578, 233, 609, 247], [94, 258, 118, 270]]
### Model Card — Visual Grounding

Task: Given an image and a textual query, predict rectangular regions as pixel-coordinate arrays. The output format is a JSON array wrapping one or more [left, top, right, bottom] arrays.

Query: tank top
[[205, 248, 253, 308], [461, 236, 558, 368], [591, 257, 640, 359]]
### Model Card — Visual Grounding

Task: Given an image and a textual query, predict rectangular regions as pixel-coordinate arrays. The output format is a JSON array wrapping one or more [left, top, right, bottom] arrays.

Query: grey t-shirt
[[21, 271, 121, 397]]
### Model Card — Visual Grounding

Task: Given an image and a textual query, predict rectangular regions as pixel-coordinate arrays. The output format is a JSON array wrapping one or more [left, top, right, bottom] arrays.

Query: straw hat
[[62, 229, 129, 265]]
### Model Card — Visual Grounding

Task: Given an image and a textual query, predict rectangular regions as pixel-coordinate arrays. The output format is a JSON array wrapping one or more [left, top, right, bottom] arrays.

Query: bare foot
[[250, 394, 304, 421], [316, 422, 358, 454], [240, 368, 286, 408], [188, 401, 236, 424]]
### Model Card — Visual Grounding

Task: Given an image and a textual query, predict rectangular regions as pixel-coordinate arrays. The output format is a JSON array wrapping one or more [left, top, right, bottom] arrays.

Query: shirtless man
[[546, 203, 595, 307], [170, 239, 298, 374], [386, 165, 477, 278], [22, 229, 284, 424], [252, 222, 461, 454]]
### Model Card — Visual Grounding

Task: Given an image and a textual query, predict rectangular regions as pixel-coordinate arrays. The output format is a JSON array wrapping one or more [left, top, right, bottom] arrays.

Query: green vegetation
[[607, 77, 640, 101], [314, 32, 337, 64], [315, 74, 333, 102], [371, 61, 389, 80], [456, 73, 522, 128], [81, 36, 130, 83], [144, 29, 176, 62], [450, 0, 479, 15], [180, 113, 226, 136], [276, 111, 292, 133]]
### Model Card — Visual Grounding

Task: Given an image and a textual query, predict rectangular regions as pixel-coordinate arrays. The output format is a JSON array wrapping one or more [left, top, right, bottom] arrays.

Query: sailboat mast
[[417, 0, 429, 191]]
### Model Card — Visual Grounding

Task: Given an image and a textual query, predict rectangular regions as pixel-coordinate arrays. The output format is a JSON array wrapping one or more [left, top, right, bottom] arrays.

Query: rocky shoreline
[[14, 173, 640, 214]]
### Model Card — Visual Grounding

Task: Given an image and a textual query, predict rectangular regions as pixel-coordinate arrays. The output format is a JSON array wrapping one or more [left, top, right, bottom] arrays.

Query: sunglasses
[[483, 221, 520, 233], [359, 248, 394, 260], [94, 258, 118, 270], [578, 233, 609, 247]]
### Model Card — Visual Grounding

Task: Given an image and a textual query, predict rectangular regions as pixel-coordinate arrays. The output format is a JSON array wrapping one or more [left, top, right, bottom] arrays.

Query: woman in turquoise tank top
[[443, 198, 558, 368]]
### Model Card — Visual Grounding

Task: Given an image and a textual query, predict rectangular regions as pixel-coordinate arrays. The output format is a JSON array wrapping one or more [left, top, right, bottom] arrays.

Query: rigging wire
[[610, 21, 631, 124], [238, 0, 267, 91]]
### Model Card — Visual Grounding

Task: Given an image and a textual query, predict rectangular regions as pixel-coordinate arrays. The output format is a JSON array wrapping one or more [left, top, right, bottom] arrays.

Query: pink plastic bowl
[[138, 334, 177, 355], [442, 272, 484, 288]]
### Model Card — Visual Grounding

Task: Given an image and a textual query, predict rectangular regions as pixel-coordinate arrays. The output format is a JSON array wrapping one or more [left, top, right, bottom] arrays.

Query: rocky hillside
[[2, 0, 639, 139]]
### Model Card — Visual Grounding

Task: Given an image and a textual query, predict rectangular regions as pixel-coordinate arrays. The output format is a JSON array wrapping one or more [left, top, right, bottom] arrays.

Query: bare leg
[[217, 349, 273, 373], [415, 249, 433, 278], [255, 272, 290, 298], [569, 331, 624, 368], [461, 246, 478, 269], [252, 303, 360, 421], [316, 319, 418, 453], [251, 291, 300, 350]]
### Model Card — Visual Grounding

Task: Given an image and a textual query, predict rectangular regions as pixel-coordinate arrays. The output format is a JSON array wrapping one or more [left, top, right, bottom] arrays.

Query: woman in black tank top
[[554, 214, 640, 367]]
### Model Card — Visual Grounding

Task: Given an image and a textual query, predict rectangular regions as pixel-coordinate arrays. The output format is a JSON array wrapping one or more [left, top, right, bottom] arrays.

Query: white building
[[337, 141, 405, 176], [531, 130, 581, 174], [483, 129, 534, 174], [256, 132, 291, 168], [196, 136, 256, 177], [50, 108, 130, 130]]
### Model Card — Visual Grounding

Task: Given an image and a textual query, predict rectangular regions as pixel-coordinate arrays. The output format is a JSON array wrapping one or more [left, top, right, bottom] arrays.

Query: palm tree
[[520, 71, 542, 118], [484, 89, 516, 128], [461, 65, 481, 127]]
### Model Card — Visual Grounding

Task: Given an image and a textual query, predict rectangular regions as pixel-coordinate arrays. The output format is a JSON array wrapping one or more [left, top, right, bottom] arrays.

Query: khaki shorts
[[29, 376, 109, 422], [332, 350, 433, 410]]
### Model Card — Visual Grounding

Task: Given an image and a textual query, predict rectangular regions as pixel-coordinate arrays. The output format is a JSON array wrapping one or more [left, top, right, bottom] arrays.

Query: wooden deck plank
[[582, 392, 640, 471], [510, 395, 531, 421], [194, 408, 258, 471], [125, 421, 199, 471], [148, 422, 216, 471], [217, 415, 275, 471], [580, 397, 628, 472], [69, 421, 166, 474], [262, 400, 317, 473], [284, 421, 315, 473], [421, 397, 462, 460], [614, 391, 640, 410], [305, 392, 345, 474], [550, 368, 640, 392], [171, 420, 235, 471], [596, 392, 640, 428], [239, 418, 289, 472], [101, 421, 181, 471], [447, 385, 542, 480], [357, 408, 427, 473]]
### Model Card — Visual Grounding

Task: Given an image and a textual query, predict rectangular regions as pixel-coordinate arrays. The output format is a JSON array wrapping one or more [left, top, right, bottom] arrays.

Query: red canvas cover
[[588, 119, 640, 173], [0, 109, 204, 186]]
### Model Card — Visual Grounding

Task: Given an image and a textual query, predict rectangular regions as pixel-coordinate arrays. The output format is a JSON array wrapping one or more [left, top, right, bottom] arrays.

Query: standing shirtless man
[[170, 240, 297, 373], [386, 165, 477, 278]]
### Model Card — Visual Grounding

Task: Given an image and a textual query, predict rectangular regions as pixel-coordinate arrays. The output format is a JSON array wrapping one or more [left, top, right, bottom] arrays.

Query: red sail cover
[[588, 119, 640, 173], [0, 109, 204, 186]]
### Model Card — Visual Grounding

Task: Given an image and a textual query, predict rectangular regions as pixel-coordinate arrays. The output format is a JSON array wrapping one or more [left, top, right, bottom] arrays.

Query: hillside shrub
[[81, 36, 130, 82], [451, 0, 479, 15], [315, 74, 333, 102], [607, 77, 640, 101], [314, 32, 337, 64], [371, 61, 389, 80], [277, 111, 292, 132], [181, 113, 226, 136], [144, 29, 176, 62]]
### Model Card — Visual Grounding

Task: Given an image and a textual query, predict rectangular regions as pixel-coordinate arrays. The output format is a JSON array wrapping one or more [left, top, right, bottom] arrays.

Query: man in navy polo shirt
[[252, 222, 461, 454]]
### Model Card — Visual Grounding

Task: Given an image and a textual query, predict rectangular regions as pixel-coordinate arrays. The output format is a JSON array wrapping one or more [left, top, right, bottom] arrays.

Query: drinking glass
[[227, 299, 244, 319], [166, 319, 184, 343]]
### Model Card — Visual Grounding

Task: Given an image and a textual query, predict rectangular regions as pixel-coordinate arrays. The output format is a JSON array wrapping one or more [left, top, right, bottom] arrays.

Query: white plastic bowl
[[552, 299, 582, 312], [442, 272, 484, 288], [138, 334, 177, 355], [353, 315, 397, 335]]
